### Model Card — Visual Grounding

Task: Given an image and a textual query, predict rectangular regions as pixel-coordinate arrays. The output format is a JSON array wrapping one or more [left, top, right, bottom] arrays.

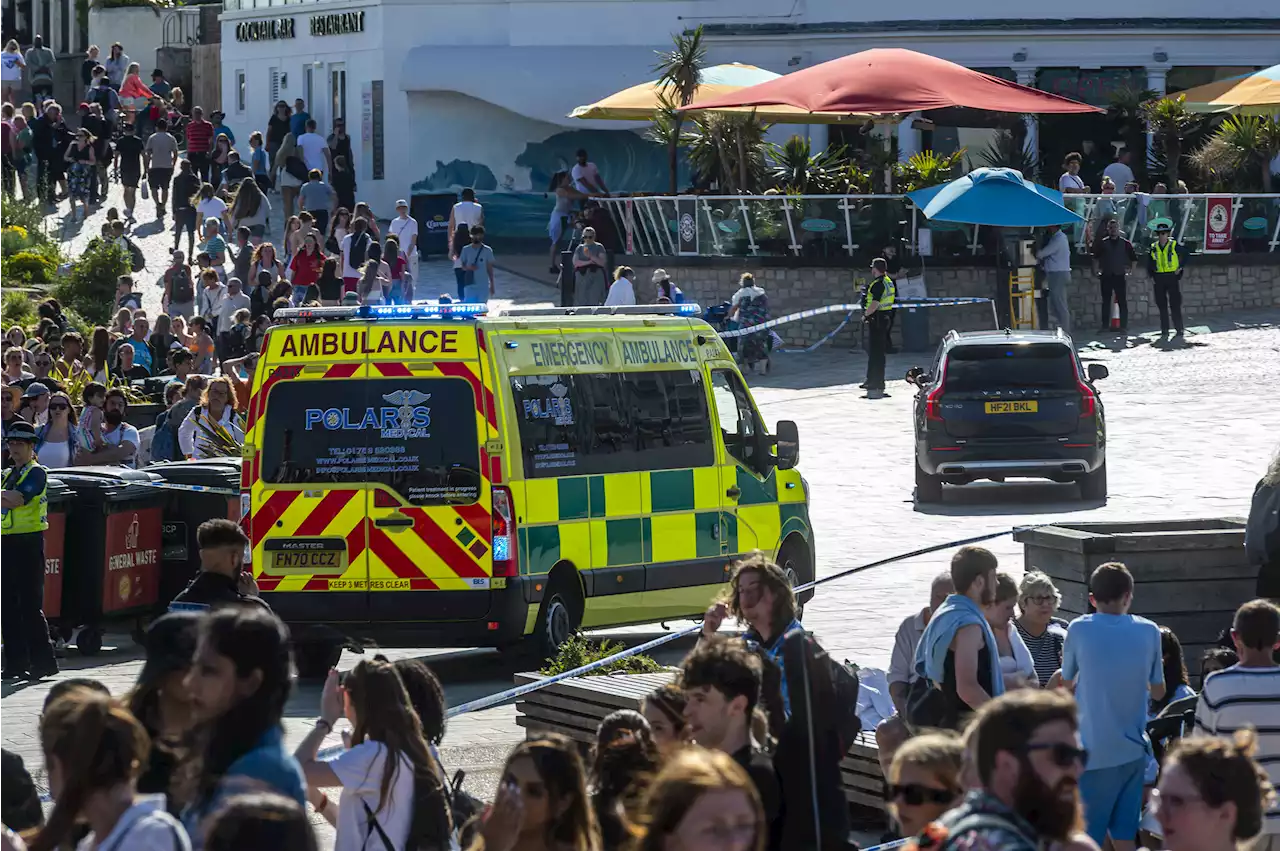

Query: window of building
[[330, 63, 346, 127], [235, 69, 247, 114]]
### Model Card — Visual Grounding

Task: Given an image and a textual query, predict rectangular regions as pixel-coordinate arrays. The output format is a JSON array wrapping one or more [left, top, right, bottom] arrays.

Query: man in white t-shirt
[[296, 119, 331, 177], [82, 388, 140, 467], [571, 148, 608, 195], [1059, 151, 1089, 194], [388, 199, 419, 279]]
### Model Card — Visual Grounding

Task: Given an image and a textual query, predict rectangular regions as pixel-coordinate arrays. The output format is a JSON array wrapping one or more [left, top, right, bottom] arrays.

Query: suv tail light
[[1077, 379, 1097, 418], [925, 362, 948, 422], [491, 486, 518, 578]]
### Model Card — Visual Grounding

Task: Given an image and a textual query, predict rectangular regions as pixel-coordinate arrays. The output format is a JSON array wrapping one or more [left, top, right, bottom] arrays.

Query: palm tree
[[1208, 114, 1280, 192], [1142, 95, 1200, 189], [1107, 85, 1158, 181], [897, 150, 966, 192], [653, 26, 706, 193], [975, 128, 1038, 179], [766, 134, 849, 193], [686, 111, 769, 193]]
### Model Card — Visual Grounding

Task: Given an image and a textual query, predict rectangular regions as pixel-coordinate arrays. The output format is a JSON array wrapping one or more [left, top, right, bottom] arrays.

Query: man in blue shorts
[[1062, 561, 1164, 851]]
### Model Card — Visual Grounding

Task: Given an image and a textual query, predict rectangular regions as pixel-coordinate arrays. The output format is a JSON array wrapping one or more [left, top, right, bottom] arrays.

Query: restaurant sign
[[311, 10, 365, 35], [235, 17, 295, 41]]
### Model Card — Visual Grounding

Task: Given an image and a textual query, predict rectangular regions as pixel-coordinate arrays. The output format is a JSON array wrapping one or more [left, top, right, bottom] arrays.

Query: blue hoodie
[[913, 592, 1005, 697]]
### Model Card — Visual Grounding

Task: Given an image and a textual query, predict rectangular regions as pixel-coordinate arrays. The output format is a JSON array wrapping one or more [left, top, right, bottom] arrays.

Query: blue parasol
[[908, 167, 1084, 227]]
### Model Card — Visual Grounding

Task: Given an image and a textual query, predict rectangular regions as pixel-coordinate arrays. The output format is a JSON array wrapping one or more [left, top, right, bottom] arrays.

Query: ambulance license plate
[[984, 401, 1038, 414], [263, 538, 348, 574]]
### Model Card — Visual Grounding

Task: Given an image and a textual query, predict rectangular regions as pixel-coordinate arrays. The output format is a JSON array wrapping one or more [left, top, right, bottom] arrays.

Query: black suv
[[907, 329, 1109, 502]]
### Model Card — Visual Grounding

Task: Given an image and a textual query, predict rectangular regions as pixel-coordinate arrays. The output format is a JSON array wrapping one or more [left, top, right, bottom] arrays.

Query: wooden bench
[[513, 670, 888, 823]]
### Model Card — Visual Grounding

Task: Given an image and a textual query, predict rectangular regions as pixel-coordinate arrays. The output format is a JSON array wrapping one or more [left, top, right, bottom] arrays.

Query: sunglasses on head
[[1023, 742, 1089, 769], [882, 783, 956, 806]]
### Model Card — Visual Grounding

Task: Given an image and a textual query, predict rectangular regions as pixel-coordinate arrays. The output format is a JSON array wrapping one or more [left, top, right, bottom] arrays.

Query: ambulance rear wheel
[[77, 626, 103, 656], [778, 537, 813, 621], [532, 577, 581, 659], [295, 640, 342, 680]]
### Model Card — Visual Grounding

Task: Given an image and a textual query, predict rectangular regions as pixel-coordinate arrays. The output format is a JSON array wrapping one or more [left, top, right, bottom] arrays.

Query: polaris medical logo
[[305, 389, 432, 439]]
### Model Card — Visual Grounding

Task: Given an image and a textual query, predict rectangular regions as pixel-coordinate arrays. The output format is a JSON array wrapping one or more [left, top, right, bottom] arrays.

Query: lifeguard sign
[[1204, 196, 1234, 254]]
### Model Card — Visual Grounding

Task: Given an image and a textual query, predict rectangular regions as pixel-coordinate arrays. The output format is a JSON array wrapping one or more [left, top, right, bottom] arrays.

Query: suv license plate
[[984, 401, 1038, 414]]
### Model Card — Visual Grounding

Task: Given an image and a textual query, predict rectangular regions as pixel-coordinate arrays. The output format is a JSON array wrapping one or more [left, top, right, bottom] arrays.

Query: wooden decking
[[514, 670, 888, 821]]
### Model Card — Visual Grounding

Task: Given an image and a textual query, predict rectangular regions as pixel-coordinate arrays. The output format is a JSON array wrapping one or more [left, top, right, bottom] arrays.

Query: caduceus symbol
[[383, 389, 431, 429]]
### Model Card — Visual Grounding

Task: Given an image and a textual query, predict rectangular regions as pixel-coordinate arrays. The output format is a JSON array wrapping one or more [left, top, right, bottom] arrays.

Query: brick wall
[[628, 258, 1280, 349]]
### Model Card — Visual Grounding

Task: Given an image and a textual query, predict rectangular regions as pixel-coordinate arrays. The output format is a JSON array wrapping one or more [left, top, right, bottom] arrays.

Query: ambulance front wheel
[[778, 536, 814, 621], [532, 574, 582, 659], [295, 640, 342, 680], [77, 626, 103, 656]]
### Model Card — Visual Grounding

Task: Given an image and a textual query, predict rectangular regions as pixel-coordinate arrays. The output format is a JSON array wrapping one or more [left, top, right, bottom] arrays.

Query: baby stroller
[[703, 301, 737, 354]]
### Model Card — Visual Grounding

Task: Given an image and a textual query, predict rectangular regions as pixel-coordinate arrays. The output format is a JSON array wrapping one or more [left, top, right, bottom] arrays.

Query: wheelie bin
[[52, 467, 166, 655], [145, 458, 243, 610], [42, 477, 73, 620]]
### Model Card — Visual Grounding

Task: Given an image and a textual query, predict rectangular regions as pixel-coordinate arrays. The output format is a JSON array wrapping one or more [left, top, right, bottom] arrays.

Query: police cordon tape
[[115, 479, 241, 497], [715, 298, 997, 340]]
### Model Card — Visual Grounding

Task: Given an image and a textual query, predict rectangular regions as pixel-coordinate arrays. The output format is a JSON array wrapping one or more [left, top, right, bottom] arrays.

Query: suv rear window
[[260, 378, 481, 504], [944, 343, 1077, 392]]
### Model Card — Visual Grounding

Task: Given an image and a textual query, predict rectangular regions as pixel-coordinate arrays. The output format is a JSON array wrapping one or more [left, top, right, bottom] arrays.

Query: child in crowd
[[188, 316, 216, 375], [226, 308, 253, 361], [78, 381, 106, 452]]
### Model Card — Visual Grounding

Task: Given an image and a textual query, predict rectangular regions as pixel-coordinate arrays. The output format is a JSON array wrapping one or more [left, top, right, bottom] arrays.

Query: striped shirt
[[1013, 617, 1068, 686], [185, 119, 214, 155], [1194, 665, 1280, 833]]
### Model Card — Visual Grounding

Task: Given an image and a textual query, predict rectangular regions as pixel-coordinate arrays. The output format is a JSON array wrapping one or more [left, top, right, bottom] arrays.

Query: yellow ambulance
[[244, 302, 814, 676]]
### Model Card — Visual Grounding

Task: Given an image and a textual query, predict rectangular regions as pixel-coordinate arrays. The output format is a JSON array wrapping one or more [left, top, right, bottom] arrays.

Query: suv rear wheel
[[1079, 460, 1108, 501], [915, 461, 944, 503]]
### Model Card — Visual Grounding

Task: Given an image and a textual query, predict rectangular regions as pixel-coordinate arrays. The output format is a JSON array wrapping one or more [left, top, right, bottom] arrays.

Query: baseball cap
[[22, 382, 49, 399], [137, 612, 201, 689], [78, 102, 89, 110], [395, 199, 409, 209], [5, 421, 37, 442]]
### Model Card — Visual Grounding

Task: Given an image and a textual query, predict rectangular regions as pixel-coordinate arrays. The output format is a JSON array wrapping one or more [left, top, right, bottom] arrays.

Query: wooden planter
[[1014, 519, 1252, 681], [513, 670, 888, 822]]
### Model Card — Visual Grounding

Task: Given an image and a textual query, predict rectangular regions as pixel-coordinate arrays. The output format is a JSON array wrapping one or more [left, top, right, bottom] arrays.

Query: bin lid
[[46, 477, 74, 504], [51, 467, 165, 503], [145, 457, 242, 487]]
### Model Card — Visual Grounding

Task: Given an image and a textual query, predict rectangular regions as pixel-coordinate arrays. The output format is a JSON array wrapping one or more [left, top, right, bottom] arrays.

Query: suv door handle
[[725, 486, 741, 499], [374, 516, 414, 529]]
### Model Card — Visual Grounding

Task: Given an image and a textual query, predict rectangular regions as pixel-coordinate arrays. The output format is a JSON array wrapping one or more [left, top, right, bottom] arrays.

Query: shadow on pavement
[[913, 481, 1100, 517]]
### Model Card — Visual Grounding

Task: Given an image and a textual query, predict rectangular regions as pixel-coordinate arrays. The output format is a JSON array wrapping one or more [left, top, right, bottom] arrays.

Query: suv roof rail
[[498, 304, 703, 318]]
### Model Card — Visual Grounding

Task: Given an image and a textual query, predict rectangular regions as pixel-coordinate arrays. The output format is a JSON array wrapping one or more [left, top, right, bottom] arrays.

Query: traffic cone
[[1110, 296, 1121, 330]]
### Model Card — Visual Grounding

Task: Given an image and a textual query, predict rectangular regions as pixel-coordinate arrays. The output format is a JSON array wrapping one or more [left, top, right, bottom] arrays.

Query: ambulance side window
[[710, 369, 764, 472], [620, 369, 713, 469]]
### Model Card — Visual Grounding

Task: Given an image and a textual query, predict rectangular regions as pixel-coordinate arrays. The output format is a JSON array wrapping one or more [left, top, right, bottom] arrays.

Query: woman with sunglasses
[[3, 347, 33, 385], [33, 391, 80, 469], [1014, 571, 1070, 687], [884, 732, 964, 840], [63, 128, 97, 221], [1154, 730, 1274, 851]]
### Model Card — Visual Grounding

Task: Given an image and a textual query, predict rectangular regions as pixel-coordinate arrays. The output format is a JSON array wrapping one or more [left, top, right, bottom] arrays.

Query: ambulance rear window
[[259, 378, 481, 504]]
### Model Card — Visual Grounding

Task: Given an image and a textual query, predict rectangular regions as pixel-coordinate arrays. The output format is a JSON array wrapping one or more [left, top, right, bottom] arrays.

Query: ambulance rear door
[[361, 323, 494, 622]]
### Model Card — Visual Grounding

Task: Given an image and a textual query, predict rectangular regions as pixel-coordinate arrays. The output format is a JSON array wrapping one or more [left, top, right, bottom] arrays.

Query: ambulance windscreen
[[259, 378, 482, 505]]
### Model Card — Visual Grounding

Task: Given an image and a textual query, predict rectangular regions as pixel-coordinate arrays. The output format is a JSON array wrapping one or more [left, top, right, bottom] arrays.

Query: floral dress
[[66, 143, 94, 200], [737, 291, 770, 368]]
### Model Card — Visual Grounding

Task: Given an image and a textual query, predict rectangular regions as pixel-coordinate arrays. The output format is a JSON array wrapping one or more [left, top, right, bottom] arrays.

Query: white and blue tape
[[716, 297, 994, 339]]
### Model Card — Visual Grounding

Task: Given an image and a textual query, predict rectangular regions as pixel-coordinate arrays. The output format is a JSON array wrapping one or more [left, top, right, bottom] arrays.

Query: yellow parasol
[[1169, 65, 1280, 115]]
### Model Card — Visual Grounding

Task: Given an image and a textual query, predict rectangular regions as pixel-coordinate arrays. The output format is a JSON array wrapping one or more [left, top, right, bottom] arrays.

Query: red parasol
[[682, 48, 1103, 118]]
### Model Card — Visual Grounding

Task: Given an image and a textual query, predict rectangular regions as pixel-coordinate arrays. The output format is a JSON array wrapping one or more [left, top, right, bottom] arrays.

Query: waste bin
[[52, 467, 165, 655], [42, 477, 73, 620], [896, 274, 932, 353], [145, 458, 242, 609]]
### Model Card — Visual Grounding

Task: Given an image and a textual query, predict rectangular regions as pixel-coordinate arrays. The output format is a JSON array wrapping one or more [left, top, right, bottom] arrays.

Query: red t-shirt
[[290, 250, 323, 287], [185, 119, 213, 154]]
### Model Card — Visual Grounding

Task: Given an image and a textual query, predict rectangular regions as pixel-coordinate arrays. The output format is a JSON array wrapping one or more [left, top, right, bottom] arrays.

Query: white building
[[217, 0, 1280, 241]]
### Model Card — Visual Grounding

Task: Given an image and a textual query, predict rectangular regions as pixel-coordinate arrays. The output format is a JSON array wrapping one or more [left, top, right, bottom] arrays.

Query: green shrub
[[539, 634, 664, 678], [4, 249, 59, 286], [1, 198, 50, 242], [1, 290, 38, 331], [54, 240, 129, 327]]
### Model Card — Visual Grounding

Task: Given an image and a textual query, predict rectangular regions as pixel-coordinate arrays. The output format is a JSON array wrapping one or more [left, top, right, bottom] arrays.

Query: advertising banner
[[1204, 196, 1234, 253], [676, 196, 698, 256], [43, 512, 65, 618], [102, 507, 162, 614]]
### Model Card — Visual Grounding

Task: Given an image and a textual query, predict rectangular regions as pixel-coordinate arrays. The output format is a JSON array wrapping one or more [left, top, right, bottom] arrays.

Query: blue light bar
[[275, 301, 488, 322], [674, 303, 701, 316]]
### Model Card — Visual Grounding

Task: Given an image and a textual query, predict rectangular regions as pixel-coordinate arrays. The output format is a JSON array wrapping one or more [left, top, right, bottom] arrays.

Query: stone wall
[[621, 256, 1280, 350]]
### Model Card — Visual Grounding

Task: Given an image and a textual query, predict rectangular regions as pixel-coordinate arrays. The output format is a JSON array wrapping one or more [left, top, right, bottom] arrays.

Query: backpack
[[284, 154, 308, 181], [150, 410, 175, 462], [905, 676, 950, 730], [168, 266, 195, 304], [348, 232, 370, 268], [125, 237, 146, 272], [1246, 480, 1280, 567]]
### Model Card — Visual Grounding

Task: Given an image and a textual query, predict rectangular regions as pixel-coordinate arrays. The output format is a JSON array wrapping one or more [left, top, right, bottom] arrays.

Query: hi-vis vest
[[1151, 240, 1181, 274], [865, 274, 896, 312], [1, 461, 49, 535]]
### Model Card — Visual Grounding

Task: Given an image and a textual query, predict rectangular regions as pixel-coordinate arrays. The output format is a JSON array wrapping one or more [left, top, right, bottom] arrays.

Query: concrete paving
[[6, 180, 1280, 847]]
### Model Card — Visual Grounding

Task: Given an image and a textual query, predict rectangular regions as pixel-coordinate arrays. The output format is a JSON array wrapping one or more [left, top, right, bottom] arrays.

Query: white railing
[[596, 193, 1280, 258]]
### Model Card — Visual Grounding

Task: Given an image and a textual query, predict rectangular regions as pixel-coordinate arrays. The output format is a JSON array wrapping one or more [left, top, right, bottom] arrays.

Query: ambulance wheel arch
[[530, 562, 585, 657], [776, 533, 814, 619]]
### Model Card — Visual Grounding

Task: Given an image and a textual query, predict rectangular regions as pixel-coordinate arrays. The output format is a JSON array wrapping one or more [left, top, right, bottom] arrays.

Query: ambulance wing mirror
[[773, 420, 799, 470]]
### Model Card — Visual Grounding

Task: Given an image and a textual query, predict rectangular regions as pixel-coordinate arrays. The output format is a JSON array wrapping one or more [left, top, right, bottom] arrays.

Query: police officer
[[1146, 222, 1185, 342], [1, 421, 58, 680], [861, 257, 896, 398]]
